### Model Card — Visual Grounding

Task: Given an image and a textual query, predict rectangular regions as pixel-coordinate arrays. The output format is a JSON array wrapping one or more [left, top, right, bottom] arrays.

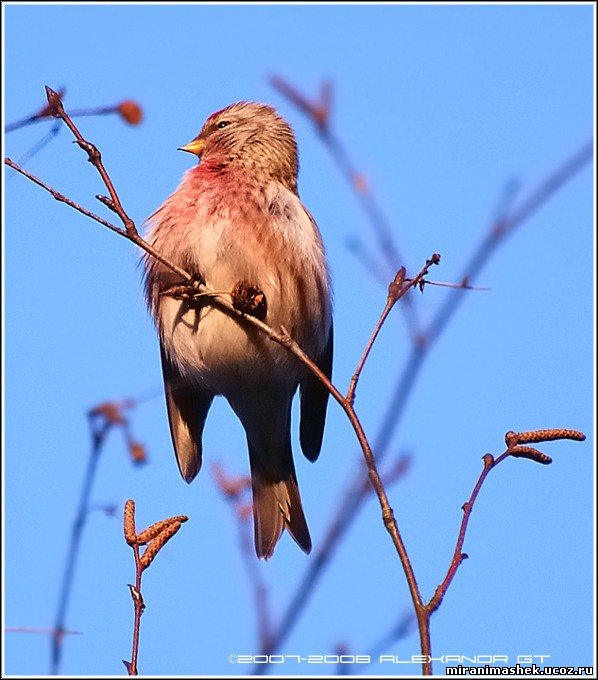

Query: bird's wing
[[160, 344, 214, 482], [299, 323, 333, 462]]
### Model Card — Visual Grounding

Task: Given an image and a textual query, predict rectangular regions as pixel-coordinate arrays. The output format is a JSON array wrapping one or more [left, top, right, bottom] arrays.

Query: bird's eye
[[217, 120, 230, 129]]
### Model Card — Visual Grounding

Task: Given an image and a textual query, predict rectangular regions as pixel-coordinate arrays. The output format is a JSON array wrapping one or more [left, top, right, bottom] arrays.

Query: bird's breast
[[146, 171, 331, 394]]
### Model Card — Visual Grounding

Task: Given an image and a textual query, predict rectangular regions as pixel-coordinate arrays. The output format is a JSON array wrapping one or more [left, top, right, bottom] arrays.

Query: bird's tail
[[248, 442, 311, 559]]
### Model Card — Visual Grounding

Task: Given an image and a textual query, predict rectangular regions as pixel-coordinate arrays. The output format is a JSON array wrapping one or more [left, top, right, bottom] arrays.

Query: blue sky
[[3, 2, 595, 677]]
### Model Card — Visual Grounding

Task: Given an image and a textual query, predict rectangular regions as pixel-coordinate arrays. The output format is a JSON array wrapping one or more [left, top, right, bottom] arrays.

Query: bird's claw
[[160, 274, 206, 301]]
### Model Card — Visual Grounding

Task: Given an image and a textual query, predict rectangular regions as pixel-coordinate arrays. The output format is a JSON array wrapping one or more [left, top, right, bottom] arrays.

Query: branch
[[427, 429, 586, 614], [4, 88, 67, 132], [7, 627, 82, 636], [123, 500, 188, 675], [49, 409, 112, 674], [269, 76, 404, 272], [213, 463, 272, 650], [269, 76, 424, 341], [5, 91, 142, 173], [9, 121, 62, 170], [5, 89, 142, 133], [48, 398, 146, 674], [8, 85, 590, 677], [254, 132, 591, 674], [8, 86, 436, 673], [347, 255, 440, 405], [362, 136, 593, 483]]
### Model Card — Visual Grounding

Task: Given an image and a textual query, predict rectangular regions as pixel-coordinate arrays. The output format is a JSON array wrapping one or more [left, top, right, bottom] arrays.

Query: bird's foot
[[160, 274, 206, 301]]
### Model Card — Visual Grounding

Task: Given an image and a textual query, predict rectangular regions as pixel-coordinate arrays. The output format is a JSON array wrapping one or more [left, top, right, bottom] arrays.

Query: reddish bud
[[129, 442, 147, 465], [118, 100, 143, 125]]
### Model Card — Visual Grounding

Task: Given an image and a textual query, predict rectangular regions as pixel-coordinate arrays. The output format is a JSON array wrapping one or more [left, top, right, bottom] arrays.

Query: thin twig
[[213, 464, 272, 649], [5, 159, 128, 236], [5, 90, 142, 133], [125, 550, 144, 676], [269, 76, 404, 271], [426, 453, 495, 614], [254, 139, 592, 674], [417, 279, 490, 291], [347, 258, 439, 405], [348, 268, 407, 405], [124, 501, 147, 676], [123, 500, 188, 675], [43, 87, 136, 233], [50, 415, 112, 674], [8, 87, 590, 678], [239, 517, 272, 650], [8, 88, 434, 673], [427, 429, 586, 614], [269, 76, 423, 339], [6, 627, 82, 636], [10, 122, 62, 171]]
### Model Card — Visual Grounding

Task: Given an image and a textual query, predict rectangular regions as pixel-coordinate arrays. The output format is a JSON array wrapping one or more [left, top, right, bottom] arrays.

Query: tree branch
[[6, 86, 590, 677], [123, 500, 188, 675], [427, 429, 586, 614]]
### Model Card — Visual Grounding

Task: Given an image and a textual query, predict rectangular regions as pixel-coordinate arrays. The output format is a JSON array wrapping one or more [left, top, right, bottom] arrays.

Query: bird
[[143, 101, 333, 559]]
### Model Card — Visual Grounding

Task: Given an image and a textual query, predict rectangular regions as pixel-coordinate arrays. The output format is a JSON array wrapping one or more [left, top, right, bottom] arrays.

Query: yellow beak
[[178, 137, 205, 157]]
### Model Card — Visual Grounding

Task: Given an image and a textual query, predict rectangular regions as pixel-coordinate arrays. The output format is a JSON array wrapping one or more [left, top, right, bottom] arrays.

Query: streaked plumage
[[144, 102, 333, 558]]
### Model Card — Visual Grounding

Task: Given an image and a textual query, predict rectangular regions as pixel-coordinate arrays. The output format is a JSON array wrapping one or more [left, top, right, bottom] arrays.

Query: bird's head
[[179, 101, 299, 192]]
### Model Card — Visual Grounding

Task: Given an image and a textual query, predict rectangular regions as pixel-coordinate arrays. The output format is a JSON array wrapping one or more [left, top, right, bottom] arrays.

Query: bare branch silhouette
[[427, 429, 586, 614], [5, 89, 142, 133], [50, 405, 112, 674], [269, 76, 428, 348], [5, 90, 142, 175], [269, 76, 404, 272], [123, 500, 188, 675], [6, 627, 82, 636], [7, 85, 438, 671], [49, 398, 144, 674], [5, 86, 590, 676], [213, 463, 272, 649], [252, 84, 591, 672]]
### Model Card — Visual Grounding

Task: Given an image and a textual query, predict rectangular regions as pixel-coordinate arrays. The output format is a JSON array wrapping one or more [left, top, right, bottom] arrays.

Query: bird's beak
[[178, 137, 205, 157]]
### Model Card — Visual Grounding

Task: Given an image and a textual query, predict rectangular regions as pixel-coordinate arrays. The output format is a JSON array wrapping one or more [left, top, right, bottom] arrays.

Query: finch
[[144, 101, 333, 559]]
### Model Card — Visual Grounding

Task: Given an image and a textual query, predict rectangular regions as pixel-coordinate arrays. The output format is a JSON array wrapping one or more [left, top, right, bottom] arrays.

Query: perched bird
[[144, 102, 333, 559]]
